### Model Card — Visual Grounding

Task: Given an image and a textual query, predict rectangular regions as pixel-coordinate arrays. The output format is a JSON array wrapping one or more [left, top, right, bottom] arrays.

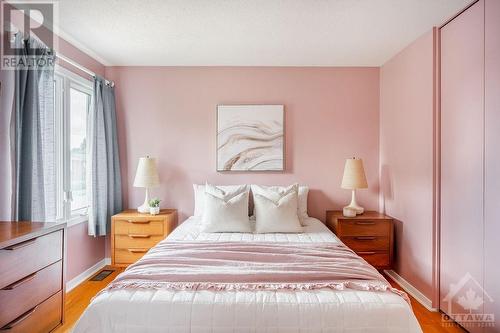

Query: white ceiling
[[55, 0, 471, 67]]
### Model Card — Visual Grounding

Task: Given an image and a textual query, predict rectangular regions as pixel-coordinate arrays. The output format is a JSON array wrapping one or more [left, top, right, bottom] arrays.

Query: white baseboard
[[384, 269, 437, 312], [104, 257, 111, 265], [66, 258, 108, 292]]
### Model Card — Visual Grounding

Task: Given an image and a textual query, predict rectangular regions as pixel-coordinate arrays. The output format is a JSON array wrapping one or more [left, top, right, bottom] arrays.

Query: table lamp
[[341, 157, 368, 216], [133, 156, 160, 213]]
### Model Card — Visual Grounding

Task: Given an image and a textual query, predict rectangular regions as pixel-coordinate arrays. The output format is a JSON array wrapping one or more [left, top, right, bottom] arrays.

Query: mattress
[[73, 217, 422, 333], [168, 216, 340, 243]]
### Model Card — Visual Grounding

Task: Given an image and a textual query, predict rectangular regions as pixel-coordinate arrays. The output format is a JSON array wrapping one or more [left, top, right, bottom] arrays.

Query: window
[[54, 67, 93, 224]]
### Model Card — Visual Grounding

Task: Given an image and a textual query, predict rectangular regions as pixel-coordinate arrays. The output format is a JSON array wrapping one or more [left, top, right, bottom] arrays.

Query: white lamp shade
[[133, 157, 160, 188], [341, 158, 368, 189]]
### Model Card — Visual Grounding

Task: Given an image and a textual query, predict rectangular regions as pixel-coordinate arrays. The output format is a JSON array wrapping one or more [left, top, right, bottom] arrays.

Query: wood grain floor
[[55, 266, 467, 333]]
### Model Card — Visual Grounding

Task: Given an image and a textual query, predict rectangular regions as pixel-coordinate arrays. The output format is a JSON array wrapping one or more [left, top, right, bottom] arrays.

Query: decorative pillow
[[193, 184, 248, 217], [250, 184, 309, 225], [297, 186, 309, 221], [251, 184, 303, 233], [201, 184, 251, 232]]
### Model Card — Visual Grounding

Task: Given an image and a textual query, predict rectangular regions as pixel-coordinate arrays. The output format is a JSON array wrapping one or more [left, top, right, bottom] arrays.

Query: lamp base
[[343, 204, 364, 215], [137, 188, 150, 213], [137, 203, 150, 213], [343, 189, 364, 216]]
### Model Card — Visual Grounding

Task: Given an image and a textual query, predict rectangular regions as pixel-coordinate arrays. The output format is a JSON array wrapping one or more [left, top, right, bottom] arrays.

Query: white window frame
[[54, 65, 93, 227]]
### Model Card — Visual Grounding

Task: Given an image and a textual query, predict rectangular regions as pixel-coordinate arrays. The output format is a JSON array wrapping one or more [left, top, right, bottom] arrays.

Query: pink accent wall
[[379, 30, 436, 300], [106, 66, 381, 224], [66, 221, 105, 280]]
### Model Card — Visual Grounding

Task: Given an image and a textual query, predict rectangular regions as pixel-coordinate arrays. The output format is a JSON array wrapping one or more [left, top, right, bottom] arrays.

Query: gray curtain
[[14, 34, 56, 222], [0, 61, 15, 220], [88, 76, 122, 236]]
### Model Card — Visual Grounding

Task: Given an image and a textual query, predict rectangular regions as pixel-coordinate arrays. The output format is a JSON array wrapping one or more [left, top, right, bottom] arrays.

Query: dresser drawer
[[0, 230, 63, 289], [115, 234, 164, 249], [341, 236, 390, 252], [114, 248, 149, 264], [114, 220, 164, 235], [0, 290, 62, 333], [358, 252, 390, 268], [0, 261, 62, 328], [338, 220, 391, 236]]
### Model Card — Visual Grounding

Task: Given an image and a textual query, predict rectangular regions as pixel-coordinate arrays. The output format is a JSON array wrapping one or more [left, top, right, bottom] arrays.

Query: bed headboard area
[[109, 67, 381, 221]]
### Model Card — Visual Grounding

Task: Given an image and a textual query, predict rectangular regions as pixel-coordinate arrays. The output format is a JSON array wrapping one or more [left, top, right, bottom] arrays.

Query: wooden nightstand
[[111, 209, 177, 267], [325, 211, 394, 269]]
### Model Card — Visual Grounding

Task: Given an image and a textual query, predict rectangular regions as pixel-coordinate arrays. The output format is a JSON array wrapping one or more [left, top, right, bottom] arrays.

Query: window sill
[[59, 215, 88, 228]]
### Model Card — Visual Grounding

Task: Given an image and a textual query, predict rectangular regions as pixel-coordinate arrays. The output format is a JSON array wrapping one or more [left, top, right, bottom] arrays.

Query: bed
[[73, 217, 422, 332]]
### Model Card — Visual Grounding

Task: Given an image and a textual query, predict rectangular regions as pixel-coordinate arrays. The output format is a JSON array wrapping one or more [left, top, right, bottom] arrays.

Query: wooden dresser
[[326, 211, 393, 269], [111, 209, 177, 267], [0, 222, 66, 333]]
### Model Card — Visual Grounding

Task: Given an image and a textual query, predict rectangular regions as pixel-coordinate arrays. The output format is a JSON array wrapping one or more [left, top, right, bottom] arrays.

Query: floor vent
[[90, 269, 114, 281]]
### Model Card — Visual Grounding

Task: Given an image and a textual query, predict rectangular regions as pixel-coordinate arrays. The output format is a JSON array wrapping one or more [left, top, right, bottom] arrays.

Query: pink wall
[[379, 30, 436, 300], [106, 67, 381, 224], [66, 221, 105, 280]]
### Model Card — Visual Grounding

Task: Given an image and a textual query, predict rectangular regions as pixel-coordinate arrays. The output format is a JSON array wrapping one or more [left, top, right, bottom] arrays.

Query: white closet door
[[484, 0, 500, 331], [440, 1, 485, 331]]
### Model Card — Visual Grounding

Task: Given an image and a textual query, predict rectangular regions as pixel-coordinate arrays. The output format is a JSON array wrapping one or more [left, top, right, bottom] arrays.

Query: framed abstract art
[[216, 105, 284, 171]]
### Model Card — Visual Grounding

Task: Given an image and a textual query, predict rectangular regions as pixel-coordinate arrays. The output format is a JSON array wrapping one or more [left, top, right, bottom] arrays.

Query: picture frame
[[216, 104, 284, 172]]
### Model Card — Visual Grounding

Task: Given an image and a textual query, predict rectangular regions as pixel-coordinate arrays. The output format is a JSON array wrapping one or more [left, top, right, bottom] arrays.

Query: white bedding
[[73, 217, 422, 333]]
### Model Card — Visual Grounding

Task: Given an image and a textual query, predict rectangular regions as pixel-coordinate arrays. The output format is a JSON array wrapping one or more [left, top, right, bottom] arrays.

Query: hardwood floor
[[55, 266, 466, 333], [55, 266, 124, 333], [386, 276, 467, 333]]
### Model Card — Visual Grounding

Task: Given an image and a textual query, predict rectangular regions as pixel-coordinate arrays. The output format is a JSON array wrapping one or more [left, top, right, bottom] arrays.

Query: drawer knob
[[358, 251, 377, 255], [1, 305, 38, 330], [127, 248, 148, 253], [354, 236, 377, 241], [127, 220, 151, 224], [1, 272, 37, 290], [128, 234, 151, 239], [355, 221, 376, 225]]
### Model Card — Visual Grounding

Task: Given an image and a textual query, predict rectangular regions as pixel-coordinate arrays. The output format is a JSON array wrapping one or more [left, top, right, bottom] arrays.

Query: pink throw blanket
[[100, 241, 408, 302]]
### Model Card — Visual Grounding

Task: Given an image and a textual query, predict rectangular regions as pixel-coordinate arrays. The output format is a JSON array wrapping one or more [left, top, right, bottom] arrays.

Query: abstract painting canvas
[[217, 105, 284, 171]]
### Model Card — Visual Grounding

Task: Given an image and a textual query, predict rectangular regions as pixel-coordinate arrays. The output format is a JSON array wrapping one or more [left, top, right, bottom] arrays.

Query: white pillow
[[297, 186, 309, 221], [252, 184, 303, 233], [250, 184, 309, 224], [193, 184, 247, 217], [201, 184, 252, 233]]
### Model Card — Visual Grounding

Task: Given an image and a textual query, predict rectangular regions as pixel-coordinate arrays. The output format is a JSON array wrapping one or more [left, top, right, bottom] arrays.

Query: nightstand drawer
[[338, 220, 391, 236], [358, 252, 390, 267], [326, 211, 394, 269], [114, 248, 150, 264], [115, 234, 164, 249], [114, 220, 164, 235], [112, 209, 177, 267], [342, 236, 390, 252]]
